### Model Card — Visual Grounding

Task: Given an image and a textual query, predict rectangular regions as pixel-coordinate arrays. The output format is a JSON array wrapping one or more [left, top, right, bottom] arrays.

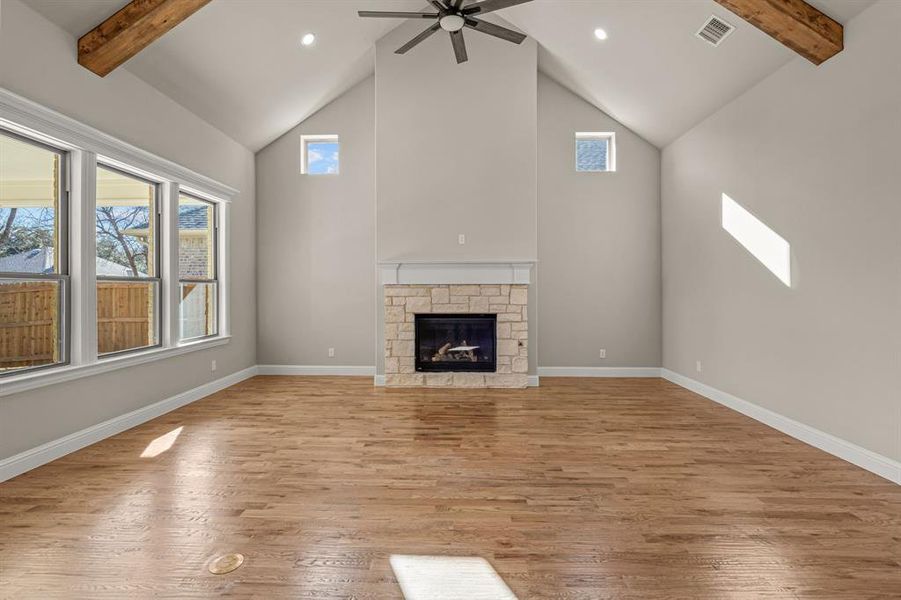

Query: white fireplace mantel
[[379, 260, 535, 285]]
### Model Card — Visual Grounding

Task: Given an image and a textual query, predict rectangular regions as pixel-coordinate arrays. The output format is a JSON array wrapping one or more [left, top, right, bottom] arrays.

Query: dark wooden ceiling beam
[[78, 0, 212, 77], [714, 0, 843, 65]]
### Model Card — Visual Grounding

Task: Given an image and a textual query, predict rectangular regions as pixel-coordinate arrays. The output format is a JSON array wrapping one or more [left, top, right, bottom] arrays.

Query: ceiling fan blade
[[450, 0, 464, 8], [464, 17, 527, 44], [450, 30, 468, 63], [358, 11, 438, 18], [462, 0, 533, 16], [396, 22, 442, 54]]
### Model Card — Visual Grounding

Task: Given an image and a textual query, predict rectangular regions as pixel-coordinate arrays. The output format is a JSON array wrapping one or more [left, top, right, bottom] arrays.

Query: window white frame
[[300, 134, 339, 175], [95, 163, 163, 357], [575, 131, 616, 173], [0, 87, 235, 397], [0, 129, 70, 376], [177, 192, 219, 342]]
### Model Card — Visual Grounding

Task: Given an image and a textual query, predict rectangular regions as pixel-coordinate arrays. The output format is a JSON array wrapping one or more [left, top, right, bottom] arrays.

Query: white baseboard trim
[[0, 366, 259, 483], [538, 366, 662, 378], [661, 369, 901, 485], [257, 365, 376, 376], [373, 374, 540, 387]]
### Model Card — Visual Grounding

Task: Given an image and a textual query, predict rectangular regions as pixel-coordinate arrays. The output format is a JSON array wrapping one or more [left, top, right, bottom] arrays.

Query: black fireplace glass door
[[415, 314, 497, 372]]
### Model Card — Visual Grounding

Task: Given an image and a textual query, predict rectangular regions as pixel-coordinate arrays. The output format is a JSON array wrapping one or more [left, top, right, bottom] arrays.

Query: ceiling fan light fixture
[[358, 0, 533, 64], [439, 14, 465, 32]]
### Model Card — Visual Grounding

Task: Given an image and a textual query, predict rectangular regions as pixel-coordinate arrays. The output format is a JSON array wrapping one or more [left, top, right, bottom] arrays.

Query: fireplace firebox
[[414, 314, 497, 372]]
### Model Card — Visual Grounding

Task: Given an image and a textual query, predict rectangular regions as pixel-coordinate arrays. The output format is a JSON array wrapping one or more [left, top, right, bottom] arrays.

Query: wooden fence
[[0, 281, 153, 370]]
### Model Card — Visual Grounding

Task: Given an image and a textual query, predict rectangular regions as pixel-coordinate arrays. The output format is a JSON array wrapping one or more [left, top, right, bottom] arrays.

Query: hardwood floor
[[1, 376, 899, 599]]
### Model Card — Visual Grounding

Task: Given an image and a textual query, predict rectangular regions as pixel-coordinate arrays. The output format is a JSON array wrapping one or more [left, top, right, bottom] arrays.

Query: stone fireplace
[[380, 261, 533, 388]]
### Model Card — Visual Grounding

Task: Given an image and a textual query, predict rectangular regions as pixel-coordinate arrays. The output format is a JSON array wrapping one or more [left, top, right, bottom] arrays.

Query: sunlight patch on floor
[[389, 555, 518, 600], [140, 426, 183, 458]]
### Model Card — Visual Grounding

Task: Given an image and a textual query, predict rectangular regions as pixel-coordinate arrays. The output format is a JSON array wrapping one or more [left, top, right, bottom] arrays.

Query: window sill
[[0, 336, 231, 398]]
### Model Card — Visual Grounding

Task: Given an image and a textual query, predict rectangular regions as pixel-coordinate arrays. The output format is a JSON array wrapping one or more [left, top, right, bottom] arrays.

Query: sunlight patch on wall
[[141, 426, 183, 458], [389, 555, 518, 600], [721, 194, 791, 287]]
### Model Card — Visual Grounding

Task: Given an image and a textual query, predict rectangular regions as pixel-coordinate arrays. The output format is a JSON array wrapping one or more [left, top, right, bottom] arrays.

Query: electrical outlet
[[599, 349, 606, 359], [696, 360, 702, 373], [328, 347, 335, 358], [458, 234, 466, 245], [211, 360, 217, 372]]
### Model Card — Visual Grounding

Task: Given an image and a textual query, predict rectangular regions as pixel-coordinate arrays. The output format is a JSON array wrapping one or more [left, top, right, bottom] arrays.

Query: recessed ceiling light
[[301, 33, 316, 47], [594, 28, 608, 41]]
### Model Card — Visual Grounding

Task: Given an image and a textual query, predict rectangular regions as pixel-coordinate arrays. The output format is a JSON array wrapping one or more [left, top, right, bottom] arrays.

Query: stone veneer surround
[[384, 284, 528, 388]]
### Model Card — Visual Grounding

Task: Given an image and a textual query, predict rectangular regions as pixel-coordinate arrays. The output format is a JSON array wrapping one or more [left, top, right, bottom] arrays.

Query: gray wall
[[256, 78, 375, 366], [661, 0, 901, 461], [253, 26, 665, 376], [375, 17, 538, 261], [538, 74, 661, 368], [0, 0, 256, 460], [374, 18, 539, 374]]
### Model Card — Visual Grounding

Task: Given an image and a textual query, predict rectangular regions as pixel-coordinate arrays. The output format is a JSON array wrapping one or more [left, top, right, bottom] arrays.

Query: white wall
[[538, 74, 660, 368], [256, 78, 375, 367], [0, 0, 256, 460], [661, 0, 901, 462]]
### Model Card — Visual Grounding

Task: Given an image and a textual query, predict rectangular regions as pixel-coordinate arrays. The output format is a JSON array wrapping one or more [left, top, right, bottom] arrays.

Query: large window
[[0, 130, 68, 376], [1, 90, 232, 395], [178, 193, 217, 340], [95, 166, 160, 355]]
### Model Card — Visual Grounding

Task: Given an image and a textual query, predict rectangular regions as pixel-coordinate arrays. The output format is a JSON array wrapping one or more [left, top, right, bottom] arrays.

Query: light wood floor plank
[[1, 376, 898, 598]]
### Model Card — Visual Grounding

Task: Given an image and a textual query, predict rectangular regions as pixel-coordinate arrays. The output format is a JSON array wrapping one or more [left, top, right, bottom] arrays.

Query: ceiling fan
[[359, 0, 533, 64]]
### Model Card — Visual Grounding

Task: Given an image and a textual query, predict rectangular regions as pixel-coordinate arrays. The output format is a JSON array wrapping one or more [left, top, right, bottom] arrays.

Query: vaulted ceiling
[[24, 0, 874, 151]]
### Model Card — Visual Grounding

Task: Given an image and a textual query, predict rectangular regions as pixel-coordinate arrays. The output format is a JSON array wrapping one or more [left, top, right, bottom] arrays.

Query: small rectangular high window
[[301, 134, 339, 175], [575, 132, 616, 172]]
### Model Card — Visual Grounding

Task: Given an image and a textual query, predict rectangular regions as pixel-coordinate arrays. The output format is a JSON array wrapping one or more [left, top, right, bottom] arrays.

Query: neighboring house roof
[[0, 247, 146, 277], [177, 205, 209, 230], [131, 205, 208, 233]]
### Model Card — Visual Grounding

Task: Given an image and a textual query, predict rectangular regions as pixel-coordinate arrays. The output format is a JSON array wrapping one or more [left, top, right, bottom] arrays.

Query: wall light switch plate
[[328, 347, 335, 358], [458, 234, 466, 245], [211, 360, 217, 372], [599, 349, 606, 359], [696, 360, 702, 373]]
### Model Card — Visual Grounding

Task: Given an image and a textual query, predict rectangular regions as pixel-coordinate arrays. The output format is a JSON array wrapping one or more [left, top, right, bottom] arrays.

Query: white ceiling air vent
[[696, 15, 735, 46]]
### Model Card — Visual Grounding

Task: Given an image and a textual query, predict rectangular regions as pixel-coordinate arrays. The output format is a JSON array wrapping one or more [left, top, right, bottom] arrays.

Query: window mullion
[[162, 182, 180, 348], [217, 202, 229, 338], [69, 150, 97, 366]]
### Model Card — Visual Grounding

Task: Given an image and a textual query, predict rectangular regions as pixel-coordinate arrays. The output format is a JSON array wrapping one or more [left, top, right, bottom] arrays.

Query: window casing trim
[[0, 86, 235, 394]]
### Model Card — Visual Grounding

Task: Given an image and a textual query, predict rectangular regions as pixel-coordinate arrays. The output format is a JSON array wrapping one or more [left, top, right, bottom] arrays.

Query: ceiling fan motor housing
[[439, 14, 466, 32]]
